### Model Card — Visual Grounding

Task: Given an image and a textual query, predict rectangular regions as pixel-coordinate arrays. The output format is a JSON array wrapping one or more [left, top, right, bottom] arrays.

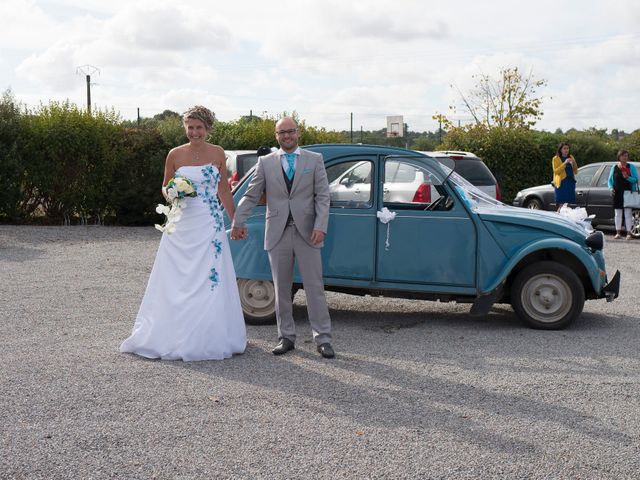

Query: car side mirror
[[340, 177, 352, 187]]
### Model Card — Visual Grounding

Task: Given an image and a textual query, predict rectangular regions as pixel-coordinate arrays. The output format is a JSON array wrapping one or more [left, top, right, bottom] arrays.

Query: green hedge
[[1, 92, 637, 223], [0, 98, 167, 225], [440, 126, 629, 203]]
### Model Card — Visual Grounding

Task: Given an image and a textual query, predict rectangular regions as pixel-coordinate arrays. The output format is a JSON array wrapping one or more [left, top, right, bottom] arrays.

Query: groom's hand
[[310, 230, 325, 245], [230, 226, 247, 240]]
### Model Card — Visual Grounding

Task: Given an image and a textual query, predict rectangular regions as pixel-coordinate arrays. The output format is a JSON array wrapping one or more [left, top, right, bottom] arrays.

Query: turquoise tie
[[285, 153, 296, 180]]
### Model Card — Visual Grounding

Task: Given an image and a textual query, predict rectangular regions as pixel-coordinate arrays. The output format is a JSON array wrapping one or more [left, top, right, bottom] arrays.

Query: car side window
[[595, 166, 611, 187], [327, 160, 373, 208], [576, 165, 600, 187], [383, 160, 447, 210]]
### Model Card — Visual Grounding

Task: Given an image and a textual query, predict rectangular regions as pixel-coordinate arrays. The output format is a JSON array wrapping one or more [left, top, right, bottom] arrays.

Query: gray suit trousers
[[267, 224, 332, 345]]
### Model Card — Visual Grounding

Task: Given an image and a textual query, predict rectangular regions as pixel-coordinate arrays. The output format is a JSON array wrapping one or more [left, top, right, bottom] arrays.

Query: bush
[[15, 101, 121, 223], [441, 126, 620, 203], [0, 90, 24, 222], [108, 128, 167, 225]]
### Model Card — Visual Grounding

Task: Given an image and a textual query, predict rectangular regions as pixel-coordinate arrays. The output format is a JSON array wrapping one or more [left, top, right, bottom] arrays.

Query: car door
[[322, 156, 377, 281], [574, 164, 601, 210], [375, 157, 476, 288], [587, 164, 615, 227]]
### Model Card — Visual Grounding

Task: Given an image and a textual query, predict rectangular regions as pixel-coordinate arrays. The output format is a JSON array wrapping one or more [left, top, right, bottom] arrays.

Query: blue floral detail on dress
[[200, 165, 224, 233], [199, 164, 225, 290], [209, 268, 219, 290], [212, 239, 223, 259]]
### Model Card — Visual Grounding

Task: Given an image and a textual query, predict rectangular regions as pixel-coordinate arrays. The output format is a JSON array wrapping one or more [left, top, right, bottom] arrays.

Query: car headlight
[[514, 191, 523, 199], [585, 231, 604, 251]]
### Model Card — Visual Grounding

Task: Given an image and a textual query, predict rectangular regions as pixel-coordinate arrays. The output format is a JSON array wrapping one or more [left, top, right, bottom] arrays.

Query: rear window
[[453, 159, 496, 186], [385, 161, 417, 182], [237, 154, 259, 177]]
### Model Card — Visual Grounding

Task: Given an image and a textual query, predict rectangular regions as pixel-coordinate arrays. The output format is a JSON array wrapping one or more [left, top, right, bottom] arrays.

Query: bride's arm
[[162, 149, 178, 200], [215, 153, 235, 221]]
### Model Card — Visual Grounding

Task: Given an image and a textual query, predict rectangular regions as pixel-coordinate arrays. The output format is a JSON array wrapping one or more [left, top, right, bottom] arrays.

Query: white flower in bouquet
[[155, 175, 197, 234], [156, 204, 170, 216], [166, 187, 178, 201], [174, 177, 195, 195]]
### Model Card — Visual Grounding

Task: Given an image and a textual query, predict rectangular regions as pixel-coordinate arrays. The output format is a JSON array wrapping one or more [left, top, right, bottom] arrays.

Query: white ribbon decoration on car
[[376, 207, 397, 250]]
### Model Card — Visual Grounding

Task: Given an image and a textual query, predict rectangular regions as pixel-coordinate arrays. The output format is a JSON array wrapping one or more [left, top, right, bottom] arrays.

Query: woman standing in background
[[552, 142, 578, 211], [607, 149, 638, 239]]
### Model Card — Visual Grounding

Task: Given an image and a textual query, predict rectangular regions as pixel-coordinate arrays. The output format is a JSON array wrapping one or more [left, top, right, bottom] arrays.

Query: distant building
[[386, 115, 404, 137]]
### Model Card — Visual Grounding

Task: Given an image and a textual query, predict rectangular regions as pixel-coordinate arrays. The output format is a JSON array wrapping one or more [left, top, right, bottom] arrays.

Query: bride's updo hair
[[182, 105, 215, 131]]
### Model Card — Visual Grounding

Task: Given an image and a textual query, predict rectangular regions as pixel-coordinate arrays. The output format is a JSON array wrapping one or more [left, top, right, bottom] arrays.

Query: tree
[[449, 67, 547, 129]]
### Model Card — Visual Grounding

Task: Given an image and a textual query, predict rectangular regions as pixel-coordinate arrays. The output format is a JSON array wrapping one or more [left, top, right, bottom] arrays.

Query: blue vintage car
[[227, 144, 620, 330]]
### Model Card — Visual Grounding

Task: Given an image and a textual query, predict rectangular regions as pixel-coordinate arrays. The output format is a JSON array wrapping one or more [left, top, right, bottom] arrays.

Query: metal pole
[[86, 75, 91, 114], [350, 112, 353, 143]]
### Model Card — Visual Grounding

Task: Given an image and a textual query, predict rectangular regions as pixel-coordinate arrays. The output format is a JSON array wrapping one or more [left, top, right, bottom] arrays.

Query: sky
[[1, 0, 639, 133]]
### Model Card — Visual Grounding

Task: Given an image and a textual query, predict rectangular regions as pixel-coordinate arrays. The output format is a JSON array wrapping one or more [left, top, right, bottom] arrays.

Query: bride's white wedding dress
[[120, 164, 246, 361]]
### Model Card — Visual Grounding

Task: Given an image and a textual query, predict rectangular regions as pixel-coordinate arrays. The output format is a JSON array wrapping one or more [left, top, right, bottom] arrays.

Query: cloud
[[0, 0, 60, 50], [105, 4, 234, 52]]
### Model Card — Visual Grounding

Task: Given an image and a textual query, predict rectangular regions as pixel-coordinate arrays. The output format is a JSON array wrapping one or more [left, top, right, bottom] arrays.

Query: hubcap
[[521, 273, 572, 323], [237, 279, 276, 319]]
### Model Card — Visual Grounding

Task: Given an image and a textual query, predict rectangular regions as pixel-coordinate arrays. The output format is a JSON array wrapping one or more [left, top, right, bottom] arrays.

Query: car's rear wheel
[[237, 279, 276, 325], [511, 261, 584, 330], [524, 197, 543, 210], [630, 209, 640, 238]]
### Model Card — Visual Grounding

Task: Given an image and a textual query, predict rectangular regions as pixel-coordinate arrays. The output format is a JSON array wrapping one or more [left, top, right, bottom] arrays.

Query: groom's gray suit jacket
[[233, 149, 330, 250]]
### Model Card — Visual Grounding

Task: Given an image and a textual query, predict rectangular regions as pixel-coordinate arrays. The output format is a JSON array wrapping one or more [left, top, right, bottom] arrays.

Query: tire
[[524, 197, 543, 210], [630, 209, 640, 238], [237, 279, 276, 325], [510, 261, 584, 330]]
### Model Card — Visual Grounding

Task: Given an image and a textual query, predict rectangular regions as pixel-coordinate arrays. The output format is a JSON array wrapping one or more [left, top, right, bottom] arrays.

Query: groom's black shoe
[[317, 343, 335, 359], [272, 338, 295, 355]]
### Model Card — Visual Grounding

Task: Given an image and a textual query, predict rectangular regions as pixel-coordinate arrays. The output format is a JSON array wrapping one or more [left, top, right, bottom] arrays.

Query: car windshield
[[441, 165, 503, 209]]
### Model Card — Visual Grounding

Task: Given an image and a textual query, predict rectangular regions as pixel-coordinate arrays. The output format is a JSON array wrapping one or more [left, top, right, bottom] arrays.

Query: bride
[[120, 105, 246, 361]]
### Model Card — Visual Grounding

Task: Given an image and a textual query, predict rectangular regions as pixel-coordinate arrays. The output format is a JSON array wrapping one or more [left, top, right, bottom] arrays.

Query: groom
[[231, 117, 334, 358]]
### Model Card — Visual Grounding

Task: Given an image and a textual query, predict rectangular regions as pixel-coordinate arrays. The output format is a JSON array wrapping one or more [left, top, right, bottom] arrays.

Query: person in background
[[607, 149, 638, 239], [552, 142, 578, 211]]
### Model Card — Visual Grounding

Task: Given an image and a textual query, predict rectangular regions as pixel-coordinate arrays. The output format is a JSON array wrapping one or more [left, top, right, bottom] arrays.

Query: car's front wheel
[[237, 279, 276, 325], [630, 209, 640, 238], [511, 261, 584, 330], [524, 197, 543, 210]]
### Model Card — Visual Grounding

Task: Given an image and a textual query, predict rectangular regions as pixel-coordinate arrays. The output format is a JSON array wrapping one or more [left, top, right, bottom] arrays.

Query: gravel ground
[[1, 225, 639, 479]]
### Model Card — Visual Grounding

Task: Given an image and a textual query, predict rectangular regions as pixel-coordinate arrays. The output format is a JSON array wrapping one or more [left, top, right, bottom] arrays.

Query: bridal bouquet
[[155, 176, 197, 234]]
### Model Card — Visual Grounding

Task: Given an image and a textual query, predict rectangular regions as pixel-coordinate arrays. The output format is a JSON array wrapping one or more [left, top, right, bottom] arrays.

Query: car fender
[[482, 238, 602, 295], [227, 216, 272, 281]]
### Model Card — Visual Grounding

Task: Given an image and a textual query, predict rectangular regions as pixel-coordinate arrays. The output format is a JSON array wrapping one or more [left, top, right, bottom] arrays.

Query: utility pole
[[350, 112, 353, 143], [76, 65, 100, 114]]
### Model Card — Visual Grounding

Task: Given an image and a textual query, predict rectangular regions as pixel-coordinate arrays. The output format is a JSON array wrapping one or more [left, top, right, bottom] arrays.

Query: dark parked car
[[512, 162, 640, 237]]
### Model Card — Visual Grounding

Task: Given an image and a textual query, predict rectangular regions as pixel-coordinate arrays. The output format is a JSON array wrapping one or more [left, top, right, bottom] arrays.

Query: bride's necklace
[[190, 144, 204, 162]]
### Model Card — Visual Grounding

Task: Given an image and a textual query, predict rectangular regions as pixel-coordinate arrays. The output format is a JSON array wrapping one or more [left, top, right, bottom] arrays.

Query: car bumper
[[601, 270, 620, 302]]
